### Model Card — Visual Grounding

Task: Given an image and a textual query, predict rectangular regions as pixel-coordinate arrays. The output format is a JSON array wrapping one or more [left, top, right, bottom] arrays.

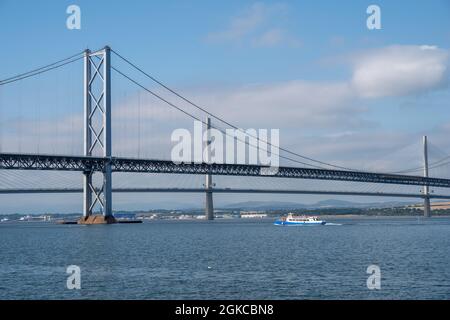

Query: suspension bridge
[[1, 46, 449, 222]]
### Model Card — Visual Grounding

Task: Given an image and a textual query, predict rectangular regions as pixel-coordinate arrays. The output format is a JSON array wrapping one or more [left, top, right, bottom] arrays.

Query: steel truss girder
[[111, 159, 450, 188], [2, 153, 450, 189], [0, 153, 104, 171]]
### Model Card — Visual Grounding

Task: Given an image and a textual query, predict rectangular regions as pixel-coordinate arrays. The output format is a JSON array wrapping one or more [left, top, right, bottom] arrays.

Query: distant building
[[114, 213, 136, 220], [240, 211, 267, 219], [410, 201, 450, 211]]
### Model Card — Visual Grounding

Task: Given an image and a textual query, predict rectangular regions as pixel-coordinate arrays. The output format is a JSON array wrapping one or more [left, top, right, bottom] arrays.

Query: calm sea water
[[0, 216, 449, 300]]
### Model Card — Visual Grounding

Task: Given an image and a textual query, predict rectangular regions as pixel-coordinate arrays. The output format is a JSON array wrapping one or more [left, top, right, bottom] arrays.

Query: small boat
[[274, 213, 326, 226]]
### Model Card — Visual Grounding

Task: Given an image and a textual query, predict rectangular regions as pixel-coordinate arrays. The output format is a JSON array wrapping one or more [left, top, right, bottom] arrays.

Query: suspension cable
[[111, 65, 327, 169], [111, 49, 357, 171], [0, 51, 84, 86]]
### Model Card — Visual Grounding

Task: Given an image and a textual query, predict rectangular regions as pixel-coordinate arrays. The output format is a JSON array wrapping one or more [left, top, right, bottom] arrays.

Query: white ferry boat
[[274, 213, 326, 226]]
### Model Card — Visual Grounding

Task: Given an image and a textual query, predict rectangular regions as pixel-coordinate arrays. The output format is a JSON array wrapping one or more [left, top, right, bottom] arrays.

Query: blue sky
[[0, 0, 448, 82], [0, 1, 448, 130], [0, 0, 450, 213]]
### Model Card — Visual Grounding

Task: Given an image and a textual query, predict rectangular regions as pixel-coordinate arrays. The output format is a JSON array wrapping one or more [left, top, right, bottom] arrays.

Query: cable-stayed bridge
[[1, 46, 449, 221]]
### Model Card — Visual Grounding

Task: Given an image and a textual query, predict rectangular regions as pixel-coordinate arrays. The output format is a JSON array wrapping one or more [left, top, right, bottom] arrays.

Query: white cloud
[[205, 2, 269, 43], [351, 45, 449, 98], [205, 2, 299, 47], [252, 28, 301, 48], [196, 81, 364, 129]]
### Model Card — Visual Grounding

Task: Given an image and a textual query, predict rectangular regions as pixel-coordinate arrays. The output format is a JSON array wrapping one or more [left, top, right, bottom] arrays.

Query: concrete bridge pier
[[423, 197, 431, 218], [205, 189, 214, 220]]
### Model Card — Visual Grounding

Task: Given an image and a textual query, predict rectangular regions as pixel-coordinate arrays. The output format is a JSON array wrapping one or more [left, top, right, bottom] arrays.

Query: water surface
[[0, 217, 449, 299]]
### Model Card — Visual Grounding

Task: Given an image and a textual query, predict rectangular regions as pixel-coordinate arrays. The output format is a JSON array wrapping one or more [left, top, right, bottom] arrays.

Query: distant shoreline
[[316, 214, 450, 219]]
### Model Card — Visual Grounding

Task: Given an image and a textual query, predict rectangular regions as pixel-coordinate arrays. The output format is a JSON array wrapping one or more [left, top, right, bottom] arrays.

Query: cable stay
[[393, 142, 450, 174]]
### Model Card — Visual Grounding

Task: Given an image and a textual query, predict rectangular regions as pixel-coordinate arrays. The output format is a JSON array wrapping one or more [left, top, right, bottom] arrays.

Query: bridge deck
[[1, 152, 449, 188], [0, 187, 449, 199]]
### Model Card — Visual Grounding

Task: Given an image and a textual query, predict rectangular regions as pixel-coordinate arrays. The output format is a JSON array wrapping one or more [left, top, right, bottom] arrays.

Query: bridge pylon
[[423, 135, 431, 217], [80, 46, 114, 224], [205, 117, 214, 220]]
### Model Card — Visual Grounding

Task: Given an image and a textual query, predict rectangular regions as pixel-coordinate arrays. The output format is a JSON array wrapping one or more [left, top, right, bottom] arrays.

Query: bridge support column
[[103, 46, 113, 218], [80, 46, 115, 224], [423, 197, 431, 218], [205, 189, 214, 220], [423, 136, 431, 217], [205, 117, 214, 220], [82, 170, 92, 217]]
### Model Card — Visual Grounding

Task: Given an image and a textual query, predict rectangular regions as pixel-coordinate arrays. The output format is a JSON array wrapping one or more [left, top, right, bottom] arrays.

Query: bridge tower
[[205, 117, 214, 220], [80, 46, 114, 224], [423, 135, 431, 217]]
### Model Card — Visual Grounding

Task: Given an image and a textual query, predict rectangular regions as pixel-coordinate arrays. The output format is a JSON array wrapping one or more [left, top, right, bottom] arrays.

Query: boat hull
[[274, 220, 326, 226]]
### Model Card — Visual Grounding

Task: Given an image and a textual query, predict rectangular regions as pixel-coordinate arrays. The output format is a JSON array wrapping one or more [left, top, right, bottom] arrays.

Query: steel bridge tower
[[81, 46, 114, 223]]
